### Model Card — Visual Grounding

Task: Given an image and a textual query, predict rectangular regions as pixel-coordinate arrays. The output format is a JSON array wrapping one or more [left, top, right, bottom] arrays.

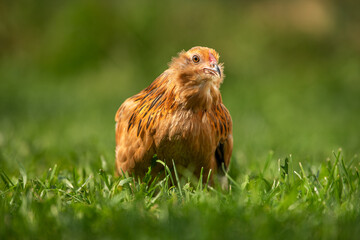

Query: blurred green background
[[0, 0, 359, 177]]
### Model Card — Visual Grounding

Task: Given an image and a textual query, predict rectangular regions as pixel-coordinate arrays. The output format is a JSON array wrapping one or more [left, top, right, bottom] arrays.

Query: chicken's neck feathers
[[126, 69, 221, 137]]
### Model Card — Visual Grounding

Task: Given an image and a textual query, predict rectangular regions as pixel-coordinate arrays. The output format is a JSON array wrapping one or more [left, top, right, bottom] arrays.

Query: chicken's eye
[[192, 55, 200, 63]]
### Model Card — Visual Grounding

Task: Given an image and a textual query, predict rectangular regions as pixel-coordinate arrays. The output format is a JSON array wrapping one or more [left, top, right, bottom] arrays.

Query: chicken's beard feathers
[[169, 56, 222, 112]]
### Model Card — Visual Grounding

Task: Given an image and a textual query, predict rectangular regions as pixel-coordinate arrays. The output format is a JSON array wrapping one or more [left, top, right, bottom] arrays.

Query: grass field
[[1, 1, 360, 239]]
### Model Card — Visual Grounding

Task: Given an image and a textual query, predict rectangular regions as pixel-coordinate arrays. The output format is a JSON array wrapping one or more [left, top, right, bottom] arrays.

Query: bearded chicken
[[115, 46, 233, 185]]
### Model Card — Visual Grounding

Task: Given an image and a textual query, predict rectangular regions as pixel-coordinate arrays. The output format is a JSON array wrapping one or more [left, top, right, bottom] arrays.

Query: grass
[[1, 150, 360, 239]]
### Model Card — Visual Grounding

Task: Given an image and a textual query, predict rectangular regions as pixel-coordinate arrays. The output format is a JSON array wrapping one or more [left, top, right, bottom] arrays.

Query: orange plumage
[[115, 46, 233, 185]]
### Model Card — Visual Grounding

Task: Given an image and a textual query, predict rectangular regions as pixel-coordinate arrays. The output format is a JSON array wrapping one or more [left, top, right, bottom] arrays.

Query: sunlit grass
[[1, 149, 359, 239]]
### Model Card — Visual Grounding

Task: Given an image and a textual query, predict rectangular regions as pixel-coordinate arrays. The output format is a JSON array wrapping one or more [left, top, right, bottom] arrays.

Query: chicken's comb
[[209, 52, 217, 64]]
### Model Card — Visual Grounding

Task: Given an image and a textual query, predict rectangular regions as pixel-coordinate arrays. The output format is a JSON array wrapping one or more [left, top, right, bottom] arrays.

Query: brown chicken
[[115, 46, 233, 185]]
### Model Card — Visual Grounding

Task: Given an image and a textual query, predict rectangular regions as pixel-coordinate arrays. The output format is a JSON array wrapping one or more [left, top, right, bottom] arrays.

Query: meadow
[[1, 1, 360, 239]]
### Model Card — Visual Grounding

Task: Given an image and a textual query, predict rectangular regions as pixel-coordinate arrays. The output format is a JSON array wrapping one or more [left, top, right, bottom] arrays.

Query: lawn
[[1, 1, 360, 239]]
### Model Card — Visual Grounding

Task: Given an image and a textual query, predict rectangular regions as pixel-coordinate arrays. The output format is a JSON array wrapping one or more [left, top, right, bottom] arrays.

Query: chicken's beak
[[204, 64, 221, 78], [214, 64, 221, 77]]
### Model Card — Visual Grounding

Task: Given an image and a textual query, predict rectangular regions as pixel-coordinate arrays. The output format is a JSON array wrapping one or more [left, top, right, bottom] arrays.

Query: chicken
[[115, 46, 233, 186]]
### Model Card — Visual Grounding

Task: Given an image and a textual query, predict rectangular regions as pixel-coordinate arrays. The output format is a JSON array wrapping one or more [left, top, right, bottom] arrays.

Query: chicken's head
[[169, 46, 224, 111], [170, 46, 224, 88]]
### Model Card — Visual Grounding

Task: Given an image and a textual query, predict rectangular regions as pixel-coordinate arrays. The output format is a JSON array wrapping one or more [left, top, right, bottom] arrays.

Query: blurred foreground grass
[[1, 0, 360, 239]]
